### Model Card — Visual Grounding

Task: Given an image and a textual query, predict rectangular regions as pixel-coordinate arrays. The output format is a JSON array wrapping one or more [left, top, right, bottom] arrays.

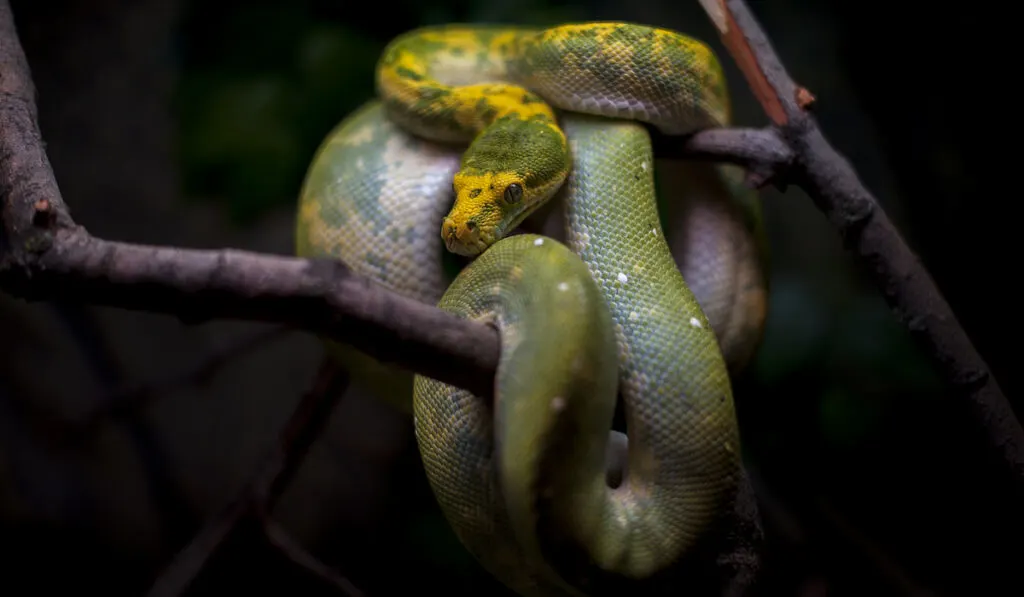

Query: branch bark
[[698, 0, 1024, 492], [1, 227, 501, 397], [652, 126, 793, 187], [0, 1, 73, 253]]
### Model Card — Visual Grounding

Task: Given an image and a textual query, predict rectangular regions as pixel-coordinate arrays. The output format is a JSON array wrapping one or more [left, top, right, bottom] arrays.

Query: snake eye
[[504, 183, 523, 204]]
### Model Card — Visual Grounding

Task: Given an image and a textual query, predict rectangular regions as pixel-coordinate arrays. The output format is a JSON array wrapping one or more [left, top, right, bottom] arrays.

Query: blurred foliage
[[176, 2, 382, 221], [174, 0, 586, 222], [750, 273, 941, 453]]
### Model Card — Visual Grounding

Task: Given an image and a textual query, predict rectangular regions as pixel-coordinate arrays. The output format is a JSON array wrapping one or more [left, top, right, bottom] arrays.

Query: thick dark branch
[[0, 0, 499, 397], [0, 1, 73, 260], [1, 228, 500, 398], [701, 0, 1024, 490]]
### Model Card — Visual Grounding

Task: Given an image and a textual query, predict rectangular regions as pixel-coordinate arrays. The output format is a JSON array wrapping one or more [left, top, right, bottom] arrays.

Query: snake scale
[[296, 22, 768, 596]]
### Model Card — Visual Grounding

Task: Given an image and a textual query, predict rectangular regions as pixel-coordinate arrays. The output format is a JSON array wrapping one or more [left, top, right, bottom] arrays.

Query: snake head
[[442, 116, 569, 257]]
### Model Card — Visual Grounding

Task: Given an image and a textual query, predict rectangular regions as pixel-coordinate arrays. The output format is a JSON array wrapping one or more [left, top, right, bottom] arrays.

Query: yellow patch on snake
[[449, 170, 523, 234], [485, 29, 520, 55], [461, 84, 557, 123], [297, 196, 324, 234]]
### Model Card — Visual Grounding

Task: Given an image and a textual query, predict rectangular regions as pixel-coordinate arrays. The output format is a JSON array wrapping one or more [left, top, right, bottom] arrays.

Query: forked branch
[[697, 0, 1024, 492]]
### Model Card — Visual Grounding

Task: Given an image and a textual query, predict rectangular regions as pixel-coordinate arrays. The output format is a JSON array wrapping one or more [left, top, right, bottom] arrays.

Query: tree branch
[[652, 126, 794, 188], [1, 227, 501, 398], [146, 358, 364, 597], [698, 0, 1024, 491], [0, 1, 73, 256]]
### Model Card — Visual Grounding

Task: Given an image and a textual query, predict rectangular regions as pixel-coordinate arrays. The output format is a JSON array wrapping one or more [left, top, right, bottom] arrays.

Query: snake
[[295, 22, 768, 596]]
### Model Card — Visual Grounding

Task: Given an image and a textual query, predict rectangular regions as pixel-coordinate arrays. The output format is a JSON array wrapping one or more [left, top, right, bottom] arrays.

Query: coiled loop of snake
[[296, 22, 767, 597]]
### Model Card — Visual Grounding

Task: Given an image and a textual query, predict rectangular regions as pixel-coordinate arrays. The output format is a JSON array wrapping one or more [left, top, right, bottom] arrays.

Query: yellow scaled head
[[442, 117, 569, 256], [444, 171, 527, 256]]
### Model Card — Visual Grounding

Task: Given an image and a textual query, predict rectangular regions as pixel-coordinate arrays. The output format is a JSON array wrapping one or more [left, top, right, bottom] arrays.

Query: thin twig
[[814, 499, 936, 597], [143, 496, 252, 597], [255, 358, 352, 510], [145, 358, 357, 597], [264, 520, 367, 597], [698, 0, 1024, 493]]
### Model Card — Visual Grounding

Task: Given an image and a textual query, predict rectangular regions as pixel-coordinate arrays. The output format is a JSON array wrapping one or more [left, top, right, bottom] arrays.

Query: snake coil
[[297, 22, 768, 597]]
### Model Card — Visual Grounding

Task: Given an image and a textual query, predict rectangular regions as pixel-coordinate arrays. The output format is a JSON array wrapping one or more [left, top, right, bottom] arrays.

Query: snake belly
[[296, 22, 767, 596]]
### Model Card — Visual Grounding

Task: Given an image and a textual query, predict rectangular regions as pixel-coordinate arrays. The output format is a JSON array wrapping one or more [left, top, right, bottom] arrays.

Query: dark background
[[1, 0, 1018, 595]]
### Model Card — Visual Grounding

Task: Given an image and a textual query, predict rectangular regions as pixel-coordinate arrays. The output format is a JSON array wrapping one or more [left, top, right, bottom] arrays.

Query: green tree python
[[295, 22, 768, 596]]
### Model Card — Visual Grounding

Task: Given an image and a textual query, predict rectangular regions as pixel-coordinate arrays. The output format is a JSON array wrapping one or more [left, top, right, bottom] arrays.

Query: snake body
[[296, 22, 767, 596]]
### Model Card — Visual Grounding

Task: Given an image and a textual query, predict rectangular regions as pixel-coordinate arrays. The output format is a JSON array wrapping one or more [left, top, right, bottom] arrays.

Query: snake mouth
[[445, 227, 492, 257], [442, 201, 541, 257], [448, 208, 538, 256]]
